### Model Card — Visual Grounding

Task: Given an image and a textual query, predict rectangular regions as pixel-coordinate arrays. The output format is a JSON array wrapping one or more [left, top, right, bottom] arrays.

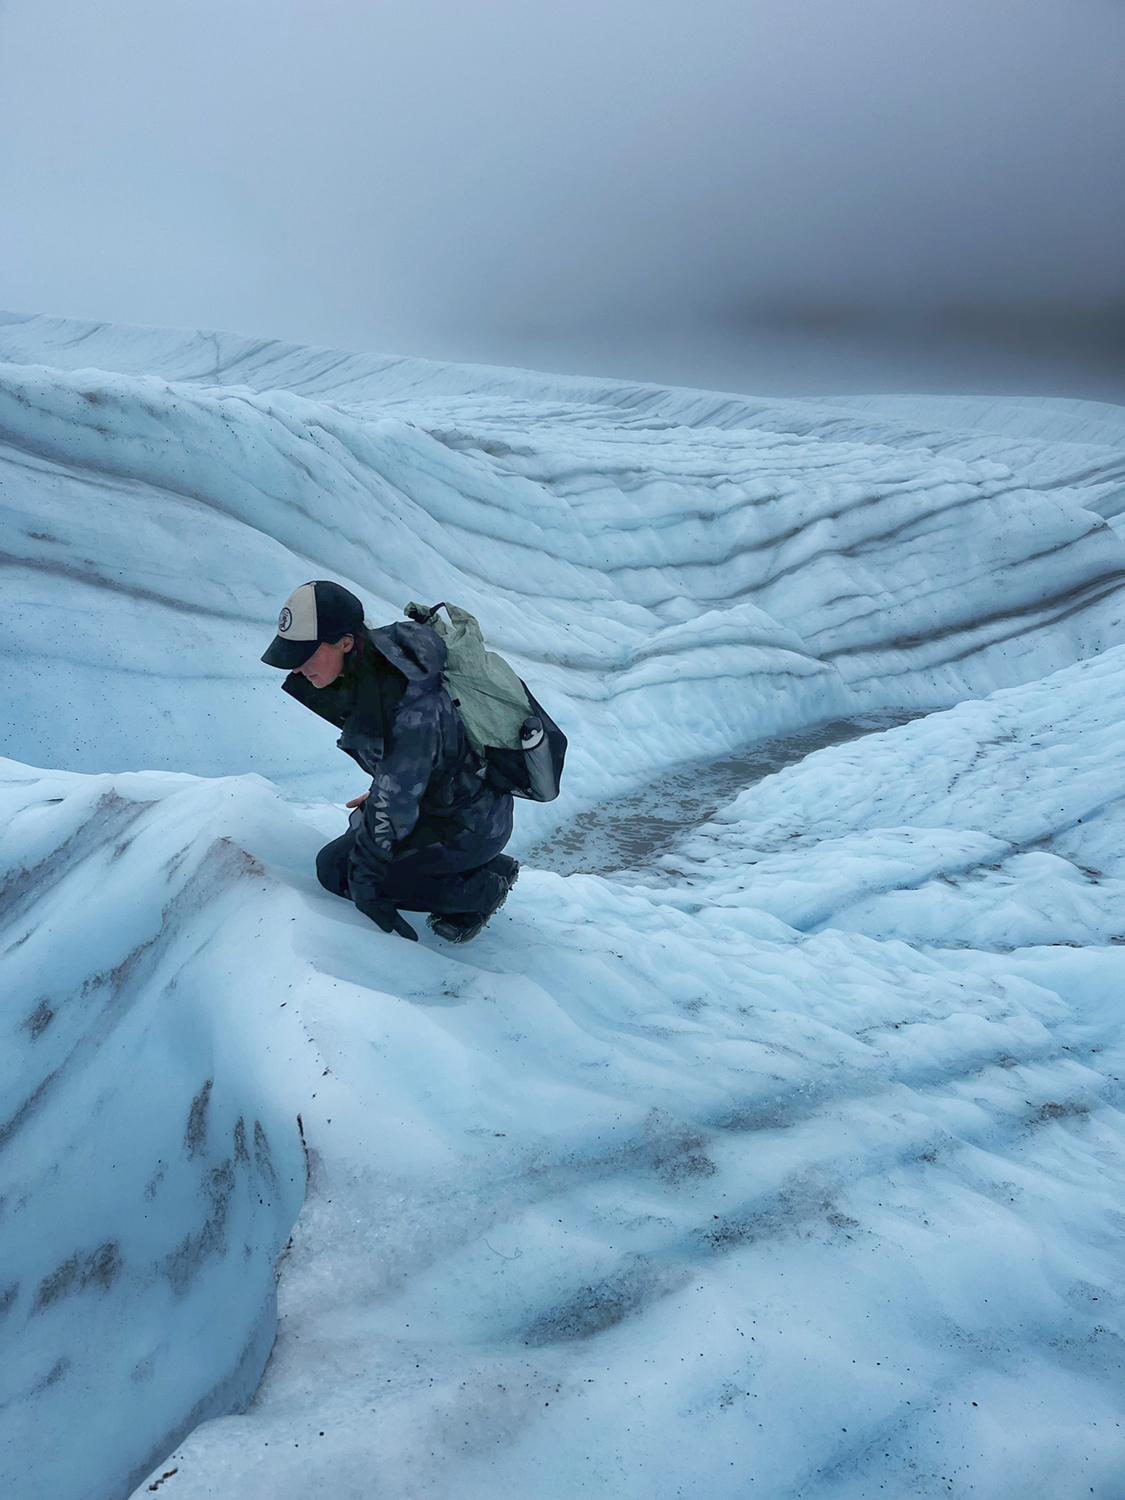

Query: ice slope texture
[[0, 768, 307, 1500], [1, 315, 1125, 1498], [3, 314, 1125, 829]]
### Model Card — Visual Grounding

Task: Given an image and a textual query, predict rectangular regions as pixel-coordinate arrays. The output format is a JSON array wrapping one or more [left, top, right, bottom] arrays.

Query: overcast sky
[[0, 0, 1122, 391]]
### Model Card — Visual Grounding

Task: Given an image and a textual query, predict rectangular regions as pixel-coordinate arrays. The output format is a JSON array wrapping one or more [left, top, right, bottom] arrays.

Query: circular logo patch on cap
[[278, 607, 293, 633]]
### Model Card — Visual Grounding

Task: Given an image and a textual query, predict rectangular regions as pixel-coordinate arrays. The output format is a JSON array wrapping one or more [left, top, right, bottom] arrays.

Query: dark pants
[[316, 825, 513, 915]]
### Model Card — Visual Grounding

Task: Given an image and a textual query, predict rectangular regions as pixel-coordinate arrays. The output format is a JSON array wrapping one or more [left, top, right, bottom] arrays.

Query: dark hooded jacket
[[283, 621, 513, 903]]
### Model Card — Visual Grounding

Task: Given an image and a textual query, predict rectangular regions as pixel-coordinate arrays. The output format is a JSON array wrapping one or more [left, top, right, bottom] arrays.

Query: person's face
[[294, 635, 354, 688]]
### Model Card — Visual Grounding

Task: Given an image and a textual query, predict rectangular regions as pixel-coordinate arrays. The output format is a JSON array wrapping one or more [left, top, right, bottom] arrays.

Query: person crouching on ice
[[261, 580, 518, 942]]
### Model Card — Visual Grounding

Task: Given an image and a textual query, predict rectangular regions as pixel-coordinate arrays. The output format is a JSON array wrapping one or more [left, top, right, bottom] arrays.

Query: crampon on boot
[[428, 856, 519, 943]]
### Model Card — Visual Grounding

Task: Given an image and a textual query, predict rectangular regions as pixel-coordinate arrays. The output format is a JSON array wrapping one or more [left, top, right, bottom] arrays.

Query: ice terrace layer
[[2, 314, 1125, 841], [2, 316, 1125, 1498]]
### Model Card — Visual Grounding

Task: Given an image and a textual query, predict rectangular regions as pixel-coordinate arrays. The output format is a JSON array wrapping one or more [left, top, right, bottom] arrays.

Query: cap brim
[[261, 635, 319, 669]]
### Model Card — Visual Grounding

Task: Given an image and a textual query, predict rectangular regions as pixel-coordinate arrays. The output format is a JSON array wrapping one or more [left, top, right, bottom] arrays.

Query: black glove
[[347, 839, 418, 941], [354, 895, 418, 941]]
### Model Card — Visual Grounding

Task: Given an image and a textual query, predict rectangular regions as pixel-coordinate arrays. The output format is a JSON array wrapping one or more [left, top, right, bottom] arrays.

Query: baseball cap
[[261, 581, 365, 669]]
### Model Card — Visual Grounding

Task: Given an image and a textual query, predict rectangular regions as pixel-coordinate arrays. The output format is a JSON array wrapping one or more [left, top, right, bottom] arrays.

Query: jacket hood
[[366, 620, 447, 689]]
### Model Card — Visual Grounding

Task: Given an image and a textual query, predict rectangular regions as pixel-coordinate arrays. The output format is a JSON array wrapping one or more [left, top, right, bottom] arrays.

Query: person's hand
[[346, 792, 369, 808], [354, 896, 418, 941]]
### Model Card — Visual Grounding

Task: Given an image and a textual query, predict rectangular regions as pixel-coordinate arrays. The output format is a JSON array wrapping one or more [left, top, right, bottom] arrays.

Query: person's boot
[[428, 856, 519, 943]]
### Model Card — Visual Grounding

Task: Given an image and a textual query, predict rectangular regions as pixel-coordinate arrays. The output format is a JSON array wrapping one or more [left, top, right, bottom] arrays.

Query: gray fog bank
[[0, 0, 1121, 395]]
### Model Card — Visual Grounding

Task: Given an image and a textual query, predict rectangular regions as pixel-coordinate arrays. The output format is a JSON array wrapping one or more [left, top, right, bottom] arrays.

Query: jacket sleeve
[[347, 699, 443, 905]]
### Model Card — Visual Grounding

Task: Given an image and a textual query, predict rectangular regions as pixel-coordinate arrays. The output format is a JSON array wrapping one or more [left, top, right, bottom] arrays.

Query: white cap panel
[[277, 583, 318, 642]]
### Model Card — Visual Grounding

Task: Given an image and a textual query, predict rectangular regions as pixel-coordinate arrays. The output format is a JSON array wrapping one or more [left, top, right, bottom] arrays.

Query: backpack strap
[[405, 601, 449, 628]]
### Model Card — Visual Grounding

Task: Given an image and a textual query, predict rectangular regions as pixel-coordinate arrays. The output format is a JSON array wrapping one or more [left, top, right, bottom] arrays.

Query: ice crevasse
[[2, 314, 1125, 1498]]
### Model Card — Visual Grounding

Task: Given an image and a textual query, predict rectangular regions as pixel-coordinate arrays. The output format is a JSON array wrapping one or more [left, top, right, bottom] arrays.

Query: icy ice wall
[[0, 768, 307, 1499], [2, 315, 1125, 1499]]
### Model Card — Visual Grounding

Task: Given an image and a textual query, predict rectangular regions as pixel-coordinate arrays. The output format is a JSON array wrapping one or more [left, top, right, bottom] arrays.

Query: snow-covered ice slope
[[2, 315, 1125, 1499], [4, 649, 1119, 1500], [656, 643, 1125, 952], [0, 766, 308, 1499]]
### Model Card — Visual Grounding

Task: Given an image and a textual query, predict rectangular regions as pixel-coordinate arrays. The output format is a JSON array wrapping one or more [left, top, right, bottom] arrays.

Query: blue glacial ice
[[1, 315, 1125, 1498]]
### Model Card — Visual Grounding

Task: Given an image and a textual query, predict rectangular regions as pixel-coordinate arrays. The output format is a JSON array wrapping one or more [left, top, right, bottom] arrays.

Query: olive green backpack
[[405, 602, 567, 802]]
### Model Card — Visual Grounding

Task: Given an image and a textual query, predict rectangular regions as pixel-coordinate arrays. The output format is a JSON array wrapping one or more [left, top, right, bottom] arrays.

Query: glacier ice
[[0, 767, 307, 1498], [3, 314, 1125, 826], [1, 315, 1125, 1498]]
